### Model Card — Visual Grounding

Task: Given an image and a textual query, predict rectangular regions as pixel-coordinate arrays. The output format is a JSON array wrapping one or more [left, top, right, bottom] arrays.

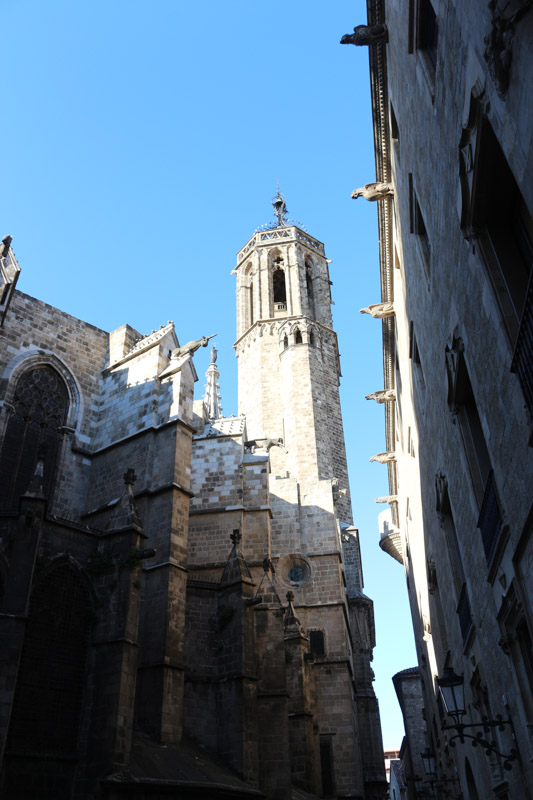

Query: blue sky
[[2, 0, 416, 749]]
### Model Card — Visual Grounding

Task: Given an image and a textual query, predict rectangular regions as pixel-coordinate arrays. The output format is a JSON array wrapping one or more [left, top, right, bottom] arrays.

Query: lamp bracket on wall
[[442, 715, 519, 771]]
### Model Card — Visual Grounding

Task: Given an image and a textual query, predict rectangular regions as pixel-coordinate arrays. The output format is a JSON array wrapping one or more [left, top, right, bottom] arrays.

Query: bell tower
[[233, 196, 382, 797], [235, 192, 352, 529]]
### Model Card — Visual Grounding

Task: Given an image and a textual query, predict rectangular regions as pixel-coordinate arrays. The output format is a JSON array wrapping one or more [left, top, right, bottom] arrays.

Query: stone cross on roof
[[230, 529, 242, 547]]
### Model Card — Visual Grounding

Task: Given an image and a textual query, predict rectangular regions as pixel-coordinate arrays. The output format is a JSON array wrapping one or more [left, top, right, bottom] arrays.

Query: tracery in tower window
[[0, 365, 69, 510], [273, 267, 287, 307]]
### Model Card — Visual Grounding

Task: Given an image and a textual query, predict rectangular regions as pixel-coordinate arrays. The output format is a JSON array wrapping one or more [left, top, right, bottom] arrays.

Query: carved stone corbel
[[445, 331, 464, 409], [458, 86, 485, 236], [483, 0, 533, 97], [435, 472, 448, 516], [426, 560, 438, 594], [497, 635, 513, 655]]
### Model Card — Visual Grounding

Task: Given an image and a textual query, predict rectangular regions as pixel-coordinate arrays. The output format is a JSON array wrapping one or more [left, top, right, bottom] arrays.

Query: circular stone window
[[288, 565, 305, 582], [277, 554, 311, 587]]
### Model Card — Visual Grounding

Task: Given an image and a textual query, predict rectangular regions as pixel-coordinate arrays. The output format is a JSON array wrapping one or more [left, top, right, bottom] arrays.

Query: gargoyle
[[170, 334, 216, 360], [351, 182, 393, 201], [375, 495, 398, 504], [0, 235, 12, 258], [245, 437, 284, 453], [365, 389, 396, 403], [360, 302, 395, 318], [369, 452, 396, 464], [340, 24, 388, 46]]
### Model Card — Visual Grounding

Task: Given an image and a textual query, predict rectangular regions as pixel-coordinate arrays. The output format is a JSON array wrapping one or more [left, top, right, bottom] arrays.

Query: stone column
[[283, 592, 321, 795], [216, 531, 259, 787], [254, 562, 291, 800], [87, 470, 147, 776], [135, 422, 193, 745]]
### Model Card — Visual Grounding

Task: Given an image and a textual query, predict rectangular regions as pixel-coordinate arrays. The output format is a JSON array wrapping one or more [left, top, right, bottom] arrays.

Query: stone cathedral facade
[[0, 204, 386, 799]]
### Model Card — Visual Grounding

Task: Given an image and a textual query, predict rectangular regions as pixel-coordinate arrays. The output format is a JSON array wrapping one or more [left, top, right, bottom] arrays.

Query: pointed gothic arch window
[[295, 328, 303, 345], [249, 278, 254, 326], [435, 475, 472, 646], [273, 268, 287, 306], [305, 261, 315, 319], [0, 366, 69, 510], [309, 331, 315, 346], [283, 334, 288, 350], [446, 336, 504, 568]]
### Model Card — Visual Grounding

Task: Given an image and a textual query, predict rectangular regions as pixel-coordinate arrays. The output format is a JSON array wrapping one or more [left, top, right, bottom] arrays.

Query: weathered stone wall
[[0, 290, 108, 516], [372, 0, 533, 796], [313, 661, 364, 798], [189, 429, 272, 570], [232, 224, 381, 796]]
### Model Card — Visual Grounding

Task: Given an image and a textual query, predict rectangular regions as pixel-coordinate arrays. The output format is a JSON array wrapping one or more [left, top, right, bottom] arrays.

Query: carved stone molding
[[435, 472, 448, 515], [458, 85, 486, 235], [484, 0, 533, 97], [444, 330, 465, 410]]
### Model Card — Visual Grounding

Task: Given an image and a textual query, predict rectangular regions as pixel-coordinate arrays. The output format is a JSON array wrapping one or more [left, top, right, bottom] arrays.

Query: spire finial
[[272, 186, 288, 228], [203, 344, 223, 420], [230, 529, 242, 547], [284, 590, 302, 629], [123, 468, 137, 486]]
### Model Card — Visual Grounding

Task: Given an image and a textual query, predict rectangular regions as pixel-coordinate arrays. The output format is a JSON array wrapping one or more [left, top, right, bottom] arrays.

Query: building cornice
[[367, 0, 398, 519], [233, 316, 337, 351], [235, 225, 325, 268]]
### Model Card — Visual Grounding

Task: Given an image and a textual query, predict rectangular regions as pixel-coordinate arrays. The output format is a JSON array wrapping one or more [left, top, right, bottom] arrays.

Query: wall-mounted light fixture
[[436, 668, 519, 771], [420, 748, 463, 799]]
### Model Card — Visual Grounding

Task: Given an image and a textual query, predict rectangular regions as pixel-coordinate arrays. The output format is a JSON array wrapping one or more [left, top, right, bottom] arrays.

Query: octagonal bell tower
[[234, 192, 352, 529], [233, 195, 385, 799]]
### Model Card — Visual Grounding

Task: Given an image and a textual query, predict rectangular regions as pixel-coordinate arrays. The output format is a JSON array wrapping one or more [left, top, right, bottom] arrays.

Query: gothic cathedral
[[0, 201, 386, 799]]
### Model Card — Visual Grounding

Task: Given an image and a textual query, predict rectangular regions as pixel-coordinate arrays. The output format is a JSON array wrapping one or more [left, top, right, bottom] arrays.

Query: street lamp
[[420, 749, 463, 799], [436, 668, 465, 724], [436, 668, 519, 770], [421, 748, 436, 776]]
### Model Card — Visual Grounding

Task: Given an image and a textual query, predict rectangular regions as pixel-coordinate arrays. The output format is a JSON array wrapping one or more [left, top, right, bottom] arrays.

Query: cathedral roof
[[199, 416, 246, 437]]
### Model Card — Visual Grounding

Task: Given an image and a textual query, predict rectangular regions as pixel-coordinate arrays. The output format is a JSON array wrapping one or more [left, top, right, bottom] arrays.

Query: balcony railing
[[477, 470, 503, 564], [511, 273, 533, 417]]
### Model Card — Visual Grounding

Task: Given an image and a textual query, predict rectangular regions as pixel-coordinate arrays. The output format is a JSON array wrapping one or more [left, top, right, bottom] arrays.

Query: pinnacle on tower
[[203, 345, 223, 420], [272, 188, 289, 228]]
